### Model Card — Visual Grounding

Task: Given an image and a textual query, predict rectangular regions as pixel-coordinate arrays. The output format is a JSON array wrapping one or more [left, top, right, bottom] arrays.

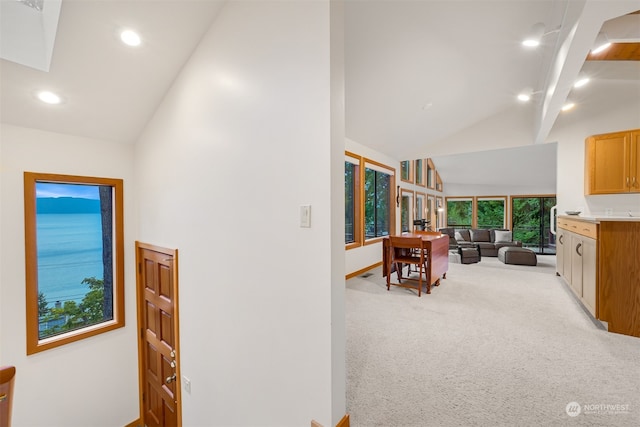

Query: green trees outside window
[[446, 199, 472, 228], [345, 161, 356, 244], [364, 167, 391, 238], [512, 196, 556, 254], [477, 199, 505, 229]]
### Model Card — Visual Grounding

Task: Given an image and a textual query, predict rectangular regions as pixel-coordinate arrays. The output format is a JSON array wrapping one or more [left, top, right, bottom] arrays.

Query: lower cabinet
[[557, 216, 640, 338], [557, 220, 597, 317], [581, 237, 597, 316]]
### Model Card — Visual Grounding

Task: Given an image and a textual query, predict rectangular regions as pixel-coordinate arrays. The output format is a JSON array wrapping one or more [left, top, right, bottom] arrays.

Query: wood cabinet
[[597, 221, 640, 338], [557, 216, 640, 338], [585, 129, 640, 194], [558, 217, 597, 317]]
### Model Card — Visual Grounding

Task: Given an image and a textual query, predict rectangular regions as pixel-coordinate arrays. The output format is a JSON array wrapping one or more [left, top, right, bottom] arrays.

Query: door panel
[[137, 242, 180, 427], [571, 235, 583, 297]]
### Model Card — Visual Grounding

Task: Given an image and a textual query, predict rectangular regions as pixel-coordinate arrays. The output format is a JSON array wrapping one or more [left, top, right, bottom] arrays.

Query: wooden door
[[136, 242, 180, 427]]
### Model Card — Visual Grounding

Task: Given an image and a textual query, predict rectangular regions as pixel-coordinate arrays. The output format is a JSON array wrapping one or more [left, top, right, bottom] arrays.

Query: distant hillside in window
[[37, 197, 100, 214]]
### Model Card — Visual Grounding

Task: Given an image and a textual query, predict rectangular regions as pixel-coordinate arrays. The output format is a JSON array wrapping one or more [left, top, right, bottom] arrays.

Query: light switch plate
[[300, 205, 311, 228]]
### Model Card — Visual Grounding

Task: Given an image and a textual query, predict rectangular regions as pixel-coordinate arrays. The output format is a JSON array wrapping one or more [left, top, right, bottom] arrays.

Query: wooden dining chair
[[386, 236, 429, 296], [0, 365, 16, 427]]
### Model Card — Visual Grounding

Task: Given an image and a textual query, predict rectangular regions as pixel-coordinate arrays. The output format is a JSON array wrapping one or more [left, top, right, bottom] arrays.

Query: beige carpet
[[346, 255, 640, 426]]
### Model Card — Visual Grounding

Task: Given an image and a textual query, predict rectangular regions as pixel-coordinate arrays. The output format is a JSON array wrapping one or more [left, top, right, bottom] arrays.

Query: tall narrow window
[[415, 159, 425, 186], [426, 159, 435, 189], [400, 189, 414, 233], [400, 160, 413, 183], [364, 162, 394, 239], [446, 198, 472, 228], [415, 192, 426, 221], [24, 172, 124, 354], [345, 153, 361, 248]]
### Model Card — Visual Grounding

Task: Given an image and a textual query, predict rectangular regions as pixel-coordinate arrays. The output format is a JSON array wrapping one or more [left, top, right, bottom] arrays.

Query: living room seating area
[[439, 227, 522, 257]]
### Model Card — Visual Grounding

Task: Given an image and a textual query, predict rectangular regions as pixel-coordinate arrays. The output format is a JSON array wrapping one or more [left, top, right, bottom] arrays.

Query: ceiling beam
[[535, 1, 640, 145]]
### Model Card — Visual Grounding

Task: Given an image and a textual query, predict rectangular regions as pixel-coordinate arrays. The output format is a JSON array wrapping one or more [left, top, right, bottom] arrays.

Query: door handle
[[166, 374, 176, 384], [627, 177, 630, 187], [575, 243, 582, 256], [633, 177, 637, 187], [558, 235, 563, 244]]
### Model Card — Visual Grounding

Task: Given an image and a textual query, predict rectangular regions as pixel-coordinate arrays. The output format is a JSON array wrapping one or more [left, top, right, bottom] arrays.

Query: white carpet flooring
[[346, 255, 640, 427]]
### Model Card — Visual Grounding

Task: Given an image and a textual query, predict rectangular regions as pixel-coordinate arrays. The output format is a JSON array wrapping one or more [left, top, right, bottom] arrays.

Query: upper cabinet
[[585, 129, 640, 195]]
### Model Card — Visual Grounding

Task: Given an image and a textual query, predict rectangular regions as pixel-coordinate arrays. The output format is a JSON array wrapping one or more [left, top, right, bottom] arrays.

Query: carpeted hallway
[[346, 255, 640, 427]]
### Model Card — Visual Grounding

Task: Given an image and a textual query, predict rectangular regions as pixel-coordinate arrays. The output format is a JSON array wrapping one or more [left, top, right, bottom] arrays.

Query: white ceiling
[[432, 142, 558, 188], [0, 0, 225, 144], [1, 0, 638, 185]]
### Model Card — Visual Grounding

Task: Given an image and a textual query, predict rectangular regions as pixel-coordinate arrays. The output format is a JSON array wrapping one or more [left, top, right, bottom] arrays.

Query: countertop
[[558, 214, 640, 222]]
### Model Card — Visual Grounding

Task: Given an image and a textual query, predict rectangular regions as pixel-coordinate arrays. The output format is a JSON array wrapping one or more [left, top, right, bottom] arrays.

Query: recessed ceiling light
[[517, 93, 531, 102], [574, 77, 590, 88], [561, 102, 575, 112], [120, 29, 141, 47], [37, 91, 62, 105], [522, 23, 544, 47]]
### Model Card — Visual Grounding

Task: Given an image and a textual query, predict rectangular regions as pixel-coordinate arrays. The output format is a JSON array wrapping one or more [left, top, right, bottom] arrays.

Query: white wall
[[549, 97, 640, 216], [134, 2, 342, 426], [0, 124, 139, 427]]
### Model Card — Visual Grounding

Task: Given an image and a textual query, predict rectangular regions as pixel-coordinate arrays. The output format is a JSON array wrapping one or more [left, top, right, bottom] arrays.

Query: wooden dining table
[[382, 231, 449, 293]]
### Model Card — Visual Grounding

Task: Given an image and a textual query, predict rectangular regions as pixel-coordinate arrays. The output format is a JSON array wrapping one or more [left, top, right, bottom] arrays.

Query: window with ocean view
[[24, 173, 124, 354]]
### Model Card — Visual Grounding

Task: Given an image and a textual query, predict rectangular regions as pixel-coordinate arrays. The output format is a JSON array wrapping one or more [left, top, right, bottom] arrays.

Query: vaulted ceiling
[[1, 1, 639, 184]]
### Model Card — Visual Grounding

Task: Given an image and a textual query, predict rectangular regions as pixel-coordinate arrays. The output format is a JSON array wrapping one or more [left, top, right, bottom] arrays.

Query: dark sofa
[[439, 228, 522, 257]]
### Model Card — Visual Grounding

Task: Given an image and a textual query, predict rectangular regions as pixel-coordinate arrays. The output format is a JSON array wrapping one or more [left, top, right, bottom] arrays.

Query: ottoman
[[498, 246, 537, 266], [458, 246, 481, 264]]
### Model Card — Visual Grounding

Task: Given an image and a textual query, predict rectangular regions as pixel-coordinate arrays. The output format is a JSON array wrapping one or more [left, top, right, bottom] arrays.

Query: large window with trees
[[476, 197, 506, 229], [511, 196, 557, 254], [446, 198, 473, 228], [364, 161, 394, 240], [24, 172, 124, 354]]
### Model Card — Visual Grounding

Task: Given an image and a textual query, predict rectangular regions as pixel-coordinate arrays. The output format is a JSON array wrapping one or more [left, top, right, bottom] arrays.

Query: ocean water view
[[37, 213, 104, 308]]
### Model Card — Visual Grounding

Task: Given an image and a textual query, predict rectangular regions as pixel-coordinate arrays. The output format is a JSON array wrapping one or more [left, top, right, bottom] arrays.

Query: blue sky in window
[[36, 183, 100, 199]]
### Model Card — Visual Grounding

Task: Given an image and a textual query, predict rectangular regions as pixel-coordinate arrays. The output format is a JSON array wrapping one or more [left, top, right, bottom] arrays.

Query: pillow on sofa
[[471, 229, 491, 242], [494, 230, 513, 243], [455, 230, 471, 242]]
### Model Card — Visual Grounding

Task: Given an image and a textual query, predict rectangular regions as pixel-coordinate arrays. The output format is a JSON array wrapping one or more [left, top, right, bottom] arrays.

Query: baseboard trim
[[336, 413, 350, 427], [124, 419, 141, 427], [346, 262, 382, 280], [311, 413, 350, 427]]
